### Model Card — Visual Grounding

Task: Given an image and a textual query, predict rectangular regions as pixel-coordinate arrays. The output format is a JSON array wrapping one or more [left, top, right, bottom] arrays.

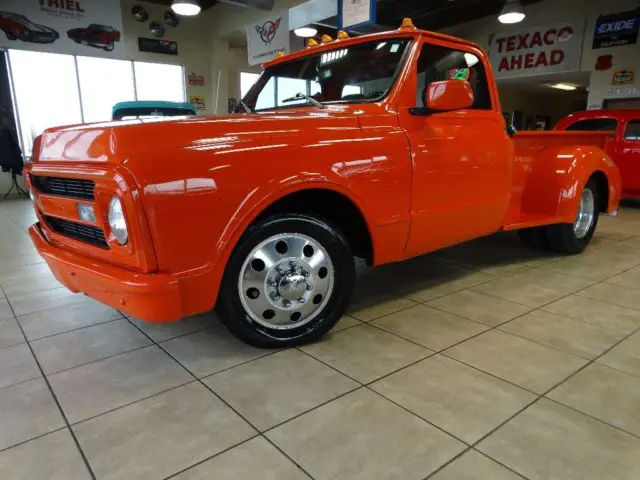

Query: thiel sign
[[593, 10, 640, 49], [489, 21, 585, 80]]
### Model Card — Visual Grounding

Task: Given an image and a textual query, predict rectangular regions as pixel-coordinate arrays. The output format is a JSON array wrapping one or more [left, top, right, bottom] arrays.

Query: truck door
[[620, 119, 640, 195], [398, 40, 511, 257]]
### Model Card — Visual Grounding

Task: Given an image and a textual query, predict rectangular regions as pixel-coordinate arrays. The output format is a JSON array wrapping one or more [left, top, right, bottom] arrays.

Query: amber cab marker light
[[275, 51, 285, 57], [337, 30, 349, 39], [307, 38, 319, 48], [400, 18, 416, 30], [321, 34, 333, 43]]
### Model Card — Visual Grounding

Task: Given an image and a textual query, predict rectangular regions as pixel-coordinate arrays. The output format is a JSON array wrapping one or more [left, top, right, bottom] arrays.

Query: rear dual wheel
[[217, 214, 355, 348], [518, 179, 599, 254]]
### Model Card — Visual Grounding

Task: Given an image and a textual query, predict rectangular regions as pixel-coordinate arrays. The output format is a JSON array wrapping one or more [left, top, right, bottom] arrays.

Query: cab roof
[[263, 20, 484, 69]]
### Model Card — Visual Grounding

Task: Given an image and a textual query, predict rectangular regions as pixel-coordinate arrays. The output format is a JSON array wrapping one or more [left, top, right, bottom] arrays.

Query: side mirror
[[425, 80, 475, 112]]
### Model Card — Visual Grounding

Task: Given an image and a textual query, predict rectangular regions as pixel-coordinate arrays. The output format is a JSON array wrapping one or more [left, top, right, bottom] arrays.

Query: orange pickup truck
[[26, 20, 621, 347]]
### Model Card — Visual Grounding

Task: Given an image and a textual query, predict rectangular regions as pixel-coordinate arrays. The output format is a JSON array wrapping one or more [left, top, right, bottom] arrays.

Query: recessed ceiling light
[[172, 0, 201, 16], [294, 27, 318, 38], [549, 83, 578, 91], [498, 0, 526, 24]]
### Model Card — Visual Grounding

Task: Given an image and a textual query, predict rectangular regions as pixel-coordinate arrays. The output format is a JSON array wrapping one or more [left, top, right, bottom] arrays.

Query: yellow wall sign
[[190, 96, 206, 111], [612, 69, 635, 85]]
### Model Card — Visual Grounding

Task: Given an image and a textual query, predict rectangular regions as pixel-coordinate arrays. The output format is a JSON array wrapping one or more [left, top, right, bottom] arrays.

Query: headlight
[[108, 196, 128, 245]]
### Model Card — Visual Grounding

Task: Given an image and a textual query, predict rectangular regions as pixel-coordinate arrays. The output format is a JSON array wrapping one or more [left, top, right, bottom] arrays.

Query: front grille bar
[[43, 215, 108, 249], [31, 175, 95, 201]]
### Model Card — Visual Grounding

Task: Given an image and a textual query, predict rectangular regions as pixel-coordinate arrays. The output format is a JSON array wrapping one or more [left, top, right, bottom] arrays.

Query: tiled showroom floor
[[2, 198, 640, 479]]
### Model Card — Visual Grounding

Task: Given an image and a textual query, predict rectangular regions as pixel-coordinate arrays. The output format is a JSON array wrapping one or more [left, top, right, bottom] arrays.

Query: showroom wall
[[444, 0, 640, 114], [120, 0, 214, 114]]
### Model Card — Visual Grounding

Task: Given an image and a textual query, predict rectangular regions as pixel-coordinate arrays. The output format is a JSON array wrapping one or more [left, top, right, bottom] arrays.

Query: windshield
[[242, 38, 411, 111]]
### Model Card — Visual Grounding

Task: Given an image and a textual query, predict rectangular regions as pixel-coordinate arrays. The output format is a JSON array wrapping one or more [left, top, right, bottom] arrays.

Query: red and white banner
[[489, 21, 584, 80]]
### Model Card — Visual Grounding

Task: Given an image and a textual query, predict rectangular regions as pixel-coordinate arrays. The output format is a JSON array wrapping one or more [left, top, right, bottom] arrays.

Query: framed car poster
[[339, 0, 377, 30], [0, 0, 125, 57]]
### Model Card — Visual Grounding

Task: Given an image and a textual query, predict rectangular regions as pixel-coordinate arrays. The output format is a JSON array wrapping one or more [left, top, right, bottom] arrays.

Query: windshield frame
[[241, 37, 414, 113]]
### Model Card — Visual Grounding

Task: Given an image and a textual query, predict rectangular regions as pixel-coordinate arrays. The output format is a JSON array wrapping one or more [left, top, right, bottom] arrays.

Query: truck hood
[[34, 109, 360, 165]]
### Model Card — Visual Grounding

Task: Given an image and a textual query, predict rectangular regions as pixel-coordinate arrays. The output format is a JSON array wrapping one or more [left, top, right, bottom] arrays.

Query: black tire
[[518, 227, 548, 250], [103, 42, 114, 51], [5, 32, 17, 40], [217, 214, 355, 348], [546, 178, 599, 254]]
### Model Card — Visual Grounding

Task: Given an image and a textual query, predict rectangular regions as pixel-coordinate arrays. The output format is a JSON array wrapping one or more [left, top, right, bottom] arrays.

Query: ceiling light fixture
[[294, 27, 318, 38], [171, 0, 201, 16], [549, 83, 578, 91], [498, 0, 526, 24]]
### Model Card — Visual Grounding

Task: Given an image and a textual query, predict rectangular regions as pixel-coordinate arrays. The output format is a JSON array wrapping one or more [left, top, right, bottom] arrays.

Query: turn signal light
[[307, 38, 319, 48], [337, 30, 349, 39], [275, 51, 285, 57], [321, 34, 333, 43], [400, 18, 416, 30]]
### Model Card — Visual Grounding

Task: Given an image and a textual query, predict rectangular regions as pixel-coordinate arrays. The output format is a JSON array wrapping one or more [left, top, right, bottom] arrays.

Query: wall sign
[[595, 54, 613, 71], [0, 0, 125, 57], [489, 21, 584, 80], [188, 72, 205, 86], [593, 9, 639, 49], [245, 10, 289, 66], [138, 37, 177, 55], [190, 95, 205, 111], [607, 86, 640, 98], [339, 0, 376, 30], [613, 69, 635, 85]]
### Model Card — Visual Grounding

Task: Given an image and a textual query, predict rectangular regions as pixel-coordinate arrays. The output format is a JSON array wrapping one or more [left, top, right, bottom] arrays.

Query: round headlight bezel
[[108, 196, 128, 245]]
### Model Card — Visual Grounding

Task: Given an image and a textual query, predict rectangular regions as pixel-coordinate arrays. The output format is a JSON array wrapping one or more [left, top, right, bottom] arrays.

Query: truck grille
[[31, 175, 95, 201], [43, 215, 108, 249]]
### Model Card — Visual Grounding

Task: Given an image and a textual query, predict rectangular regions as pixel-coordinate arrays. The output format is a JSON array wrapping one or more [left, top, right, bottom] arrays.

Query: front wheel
[[217, 214, 355, 348], [103, 42, 114, 51], [546, 179, 599, 254]]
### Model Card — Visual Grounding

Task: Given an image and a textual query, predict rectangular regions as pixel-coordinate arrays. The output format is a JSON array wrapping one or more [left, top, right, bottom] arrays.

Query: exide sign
[[593, 10, 640, 49], [489, 21, 584, 80]]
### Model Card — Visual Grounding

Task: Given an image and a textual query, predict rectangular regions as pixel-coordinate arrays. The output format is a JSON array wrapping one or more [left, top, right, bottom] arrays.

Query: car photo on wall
[[0, 11, 59, 44], [67, 24, 121, 51]]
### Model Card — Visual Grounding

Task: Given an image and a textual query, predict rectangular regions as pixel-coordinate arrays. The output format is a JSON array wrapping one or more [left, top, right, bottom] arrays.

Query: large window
[[565, 118, 618, 132], [244, 39, 410, 111], [7, 50, 185, 155], [624, 120, 640, 141], [416, 44, 491, 110]]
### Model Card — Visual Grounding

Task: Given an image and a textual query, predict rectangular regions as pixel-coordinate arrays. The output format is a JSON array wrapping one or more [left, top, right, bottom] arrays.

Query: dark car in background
[[67, 24, 121, 51], [0, 11, 59, 44]]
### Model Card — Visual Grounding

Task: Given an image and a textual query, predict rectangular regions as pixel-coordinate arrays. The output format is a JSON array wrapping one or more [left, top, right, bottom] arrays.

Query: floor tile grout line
[[471, 448, 530, 480], [0, 425, 68, 456], [69, 379, 198, 427], [124, 316, 317, 480], [0, 286, 97, 480], [32, 341, 155, 377], [20, 314, 127, 343]]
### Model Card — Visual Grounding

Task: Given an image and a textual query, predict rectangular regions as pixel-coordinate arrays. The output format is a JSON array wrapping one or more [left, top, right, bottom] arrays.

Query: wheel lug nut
[[306, 284, 313, 291], [267, 279, 277, 287], [270, 292, 280, 300], [282, 299, 291, 308], [298, 297, 305, 303], [302, 270, 309, 277]]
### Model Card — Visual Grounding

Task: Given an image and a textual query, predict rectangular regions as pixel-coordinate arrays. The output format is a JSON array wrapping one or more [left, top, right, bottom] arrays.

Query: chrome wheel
[[574, 188, 595, 239], [238, 233, 334, 330]]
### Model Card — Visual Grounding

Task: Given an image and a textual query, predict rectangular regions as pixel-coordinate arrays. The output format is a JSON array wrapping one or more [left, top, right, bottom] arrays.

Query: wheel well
[[590, 171, 609, 213], [256, 189, 374, 264]]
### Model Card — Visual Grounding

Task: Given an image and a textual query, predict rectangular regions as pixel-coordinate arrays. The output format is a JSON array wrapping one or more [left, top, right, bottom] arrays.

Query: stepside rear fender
[[515, 136, 621, 223]]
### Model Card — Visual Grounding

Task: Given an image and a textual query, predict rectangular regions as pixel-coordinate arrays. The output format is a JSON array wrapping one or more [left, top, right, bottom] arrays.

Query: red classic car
[[556, 110, 640, 199], [0, 11, 58, 44], [67, 24, 121, 51]]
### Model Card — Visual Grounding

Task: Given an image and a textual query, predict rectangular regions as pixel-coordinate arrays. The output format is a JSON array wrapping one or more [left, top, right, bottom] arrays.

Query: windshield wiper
[[281, 92, 326, 109], [238, 100, 253, 113]]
